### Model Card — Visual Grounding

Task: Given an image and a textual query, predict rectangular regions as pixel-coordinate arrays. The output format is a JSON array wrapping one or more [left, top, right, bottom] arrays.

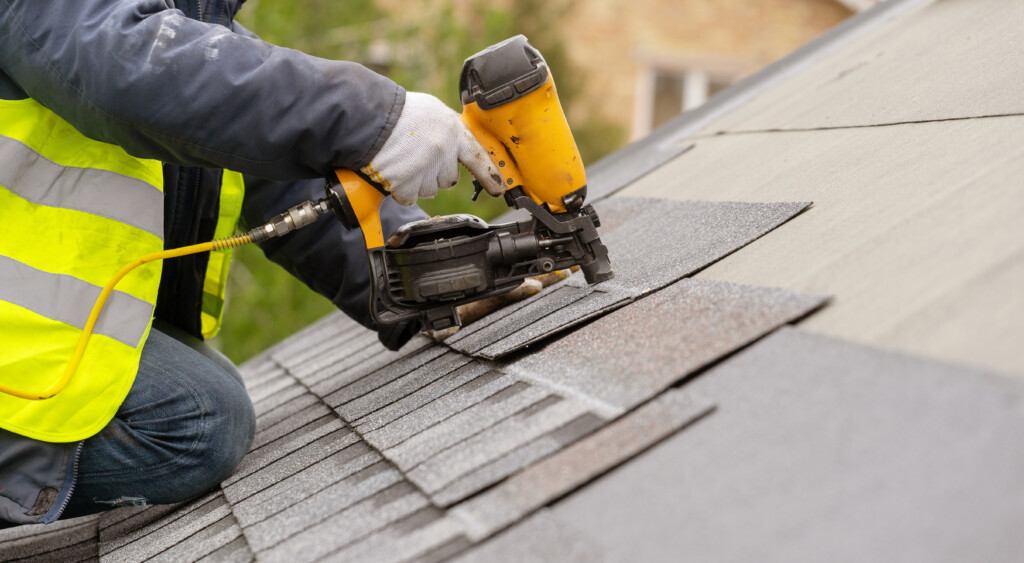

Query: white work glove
[[361, 92, 505, 206]]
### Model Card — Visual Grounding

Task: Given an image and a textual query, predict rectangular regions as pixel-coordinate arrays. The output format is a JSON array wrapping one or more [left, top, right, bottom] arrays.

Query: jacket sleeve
[[0, 0, 403, 178], [240, 174, 429, 348]]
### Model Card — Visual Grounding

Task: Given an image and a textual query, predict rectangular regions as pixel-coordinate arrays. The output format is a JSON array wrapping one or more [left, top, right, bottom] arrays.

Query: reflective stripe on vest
[[200, 170, 244, 339], [0, 98, 164, 443]]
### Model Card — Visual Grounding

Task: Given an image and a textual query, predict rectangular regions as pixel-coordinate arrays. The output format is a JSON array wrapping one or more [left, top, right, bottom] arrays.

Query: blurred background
[[211, 0, 869, 361]]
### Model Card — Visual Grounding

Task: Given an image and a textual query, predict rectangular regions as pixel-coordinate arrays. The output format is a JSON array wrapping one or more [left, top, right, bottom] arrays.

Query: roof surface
[[3, 0, 1023, 560]]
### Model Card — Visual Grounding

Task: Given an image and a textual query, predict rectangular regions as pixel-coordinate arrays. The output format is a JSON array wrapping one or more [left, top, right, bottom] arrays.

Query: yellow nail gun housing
[[324, 35, 613, 346]]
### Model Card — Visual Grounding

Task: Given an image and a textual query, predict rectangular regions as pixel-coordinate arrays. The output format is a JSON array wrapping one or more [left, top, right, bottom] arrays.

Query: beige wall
[[375, 0, 852, 137], [561, 0, 851, 136]]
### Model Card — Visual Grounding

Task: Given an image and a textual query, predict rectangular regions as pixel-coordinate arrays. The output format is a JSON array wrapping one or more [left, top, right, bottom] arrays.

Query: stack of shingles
[[0, 194, 826, 562]]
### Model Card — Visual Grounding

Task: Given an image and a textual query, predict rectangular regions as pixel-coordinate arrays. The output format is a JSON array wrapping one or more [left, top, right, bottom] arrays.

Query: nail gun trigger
[[471, 180, 484, 201]]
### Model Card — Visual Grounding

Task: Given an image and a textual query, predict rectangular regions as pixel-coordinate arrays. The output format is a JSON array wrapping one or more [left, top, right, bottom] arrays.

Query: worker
[[0, 1, 505, 527]]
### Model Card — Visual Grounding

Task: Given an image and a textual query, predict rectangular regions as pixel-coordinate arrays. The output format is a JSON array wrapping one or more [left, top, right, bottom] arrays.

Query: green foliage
[[212, 0, 626, 363], [211, 244, 335, 363]]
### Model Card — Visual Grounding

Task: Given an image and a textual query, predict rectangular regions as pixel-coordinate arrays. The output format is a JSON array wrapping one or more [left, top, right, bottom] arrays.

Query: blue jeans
[[60, 320, 255, 519]]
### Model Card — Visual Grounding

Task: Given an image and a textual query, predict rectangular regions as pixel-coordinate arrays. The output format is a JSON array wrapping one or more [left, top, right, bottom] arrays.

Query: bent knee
[[201, 379, 256, 483]]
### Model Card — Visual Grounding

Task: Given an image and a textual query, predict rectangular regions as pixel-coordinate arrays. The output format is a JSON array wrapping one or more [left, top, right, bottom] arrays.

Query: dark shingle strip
[[249, 382, 307, 418], [196, 535, 254, 563], [223, 428, 361, 506], [253, 393, 319, 434], [146, 512, 242, 563], [222, 417, 347, 486], [451, 285, 593, 354], [381, 382, 551, 472], [352, 361, 492, 433], [431, 413, 606, 507], [243, 464, 410, 554], [323, 346, 450, 408], [99, 492, 231, 562], [97, 493, 219, 556], [249, 400, 333, 451], [408, 396, 597, 497], [244, 373, 298, 405], [278, 327, 380, 382], [474, 289, 629, 360], [333, 352, 474, 421], [361, 370, 516, 451], [97, 504, 185, 545], [300, 336, 434, 391], [260, 485, 434, 563], [0, 515, 98, 562], [230, 442, 380, 528], [450, 389, 714, 541]]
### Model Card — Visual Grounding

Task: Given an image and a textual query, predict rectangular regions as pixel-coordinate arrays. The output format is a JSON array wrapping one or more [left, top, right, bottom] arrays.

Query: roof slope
[[2, 0, 1023, 560]]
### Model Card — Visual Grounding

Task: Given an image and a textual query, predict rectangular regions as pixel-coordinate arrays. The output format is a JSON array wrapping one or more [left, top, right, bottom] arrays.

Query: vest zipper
[[52, 441, 84, 521]]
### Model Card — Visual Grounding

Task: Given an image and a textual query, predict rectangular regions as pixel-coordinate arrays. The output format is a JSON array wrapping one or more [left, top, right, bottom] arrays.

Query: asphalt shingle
[[0, 515, 98, 563], [538, 327, 1024, 562], [447, 197, 810, 359], [507, 278, 827, 415], [451, 388, 714, 541]]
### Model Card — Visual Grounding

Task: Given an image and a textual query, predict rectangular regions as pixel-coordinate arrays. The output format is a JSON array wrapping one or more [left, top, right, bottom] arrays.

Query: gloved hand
[[361, 92, 505, 206]]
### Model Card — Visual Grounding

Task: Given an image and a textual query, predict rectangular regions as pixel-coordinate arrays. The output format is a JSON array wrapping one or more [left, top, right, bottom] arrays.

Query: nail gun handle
[[325, 169, 387, 249]]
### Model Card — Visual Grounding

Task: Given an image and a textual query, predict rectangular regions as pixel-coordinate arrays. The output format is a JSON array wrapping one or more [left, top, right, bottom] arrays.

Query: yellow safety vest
[[0, 98, 242, 442], [202, 169, 244, 339]]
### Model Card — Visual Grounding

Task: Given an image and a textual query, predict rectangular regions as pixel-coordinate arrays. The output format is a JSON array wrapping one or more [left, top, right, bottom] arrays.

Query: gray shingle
[[408, 396, 597, 498], [253, 392, 319, 434], [474, 289, 629, 359], [323, 346, 451, 408], [196, 535, 254, 563], [451, 389, 714, 540], [352, 361, 492, 433], [361, 370, 516, 451], [249, 382, 307, 418], [449, 284, 593, 353], [431, 413, 606, 507], [147, 513, 243, 563], [242, 462, 406, 552], [263, 491, 437, 563], [451, 508, 608, 563], [267, 312, 366, 367], [540, 328, 1024, 562], [279, 328, 381, 384], [303, 338, 435, 393], [98, 504, 185, 546], [325, 511, 467, 563], [249, 400, 333, 451], [448, 284, 593, 350], [244, 374, 297, 405], [222, 417, 348, 486], [381, 382, 551, 472], [223, 428, 361, 505], [0, 515, 98, 562], [448, 198, 810, 359], [230, 442, 381, 528], [507, 278, 826, 414], [99, 492, 229, 562], [332, 351, 473, 421]]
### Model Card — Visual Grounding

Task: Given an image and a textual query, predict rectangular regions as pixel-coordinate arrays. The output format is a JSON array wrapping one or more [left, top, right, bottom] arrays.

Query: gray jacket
[[0, 0, 425, 524]]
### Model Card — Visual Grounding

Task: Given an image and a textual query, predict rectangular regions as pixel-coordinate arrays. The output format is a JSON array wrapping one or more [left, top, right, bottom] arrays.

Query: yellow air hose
[[0, 198, 328, 401]]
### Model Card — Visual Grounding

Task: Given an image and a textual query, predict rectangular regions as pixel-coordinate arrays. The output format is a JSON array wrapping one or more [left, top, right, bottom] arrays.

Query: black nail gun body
[[323, 35, 613, 338]]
